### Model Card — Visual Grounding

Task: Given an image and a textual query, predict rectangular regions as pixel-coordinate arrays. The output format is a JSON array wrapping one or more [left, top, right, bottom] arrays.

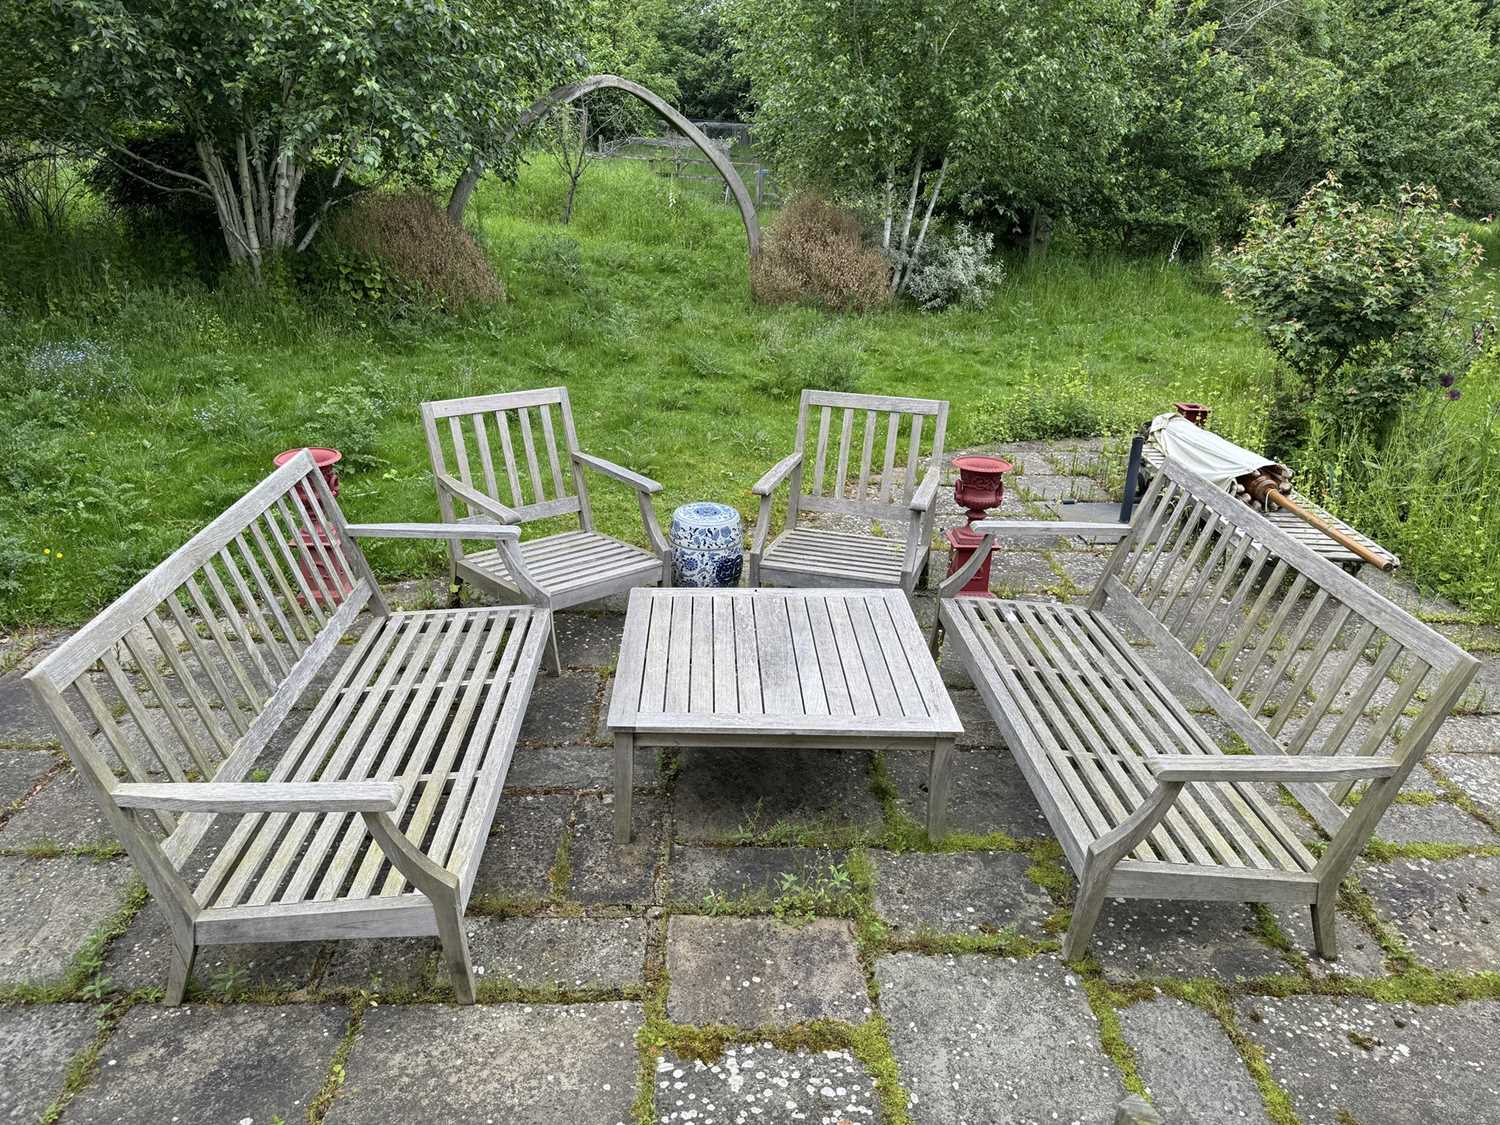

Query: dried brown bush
[[751, 194, 890, 312], [332, 190, 504, 311]]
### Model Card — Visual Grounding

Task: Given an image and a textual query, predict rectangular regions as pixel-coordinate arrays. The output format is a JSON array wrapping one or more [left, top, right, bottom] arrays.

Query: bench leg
[[1311, 895, 1339, 961], [614, 733, 634, 843], [165, 939, 196, 1007], [1062, 870, 1111, 961], [927, 613, 945, 656], [435, 894, 477, 1005], [927, 739, 955, 841], [545, 621, 562, 676]]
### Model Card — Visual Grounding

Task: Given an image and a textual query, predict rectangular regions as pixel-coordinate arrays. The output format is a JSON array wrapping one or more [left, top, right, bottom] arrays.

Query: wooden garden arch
[[447, 74, 761, 260]]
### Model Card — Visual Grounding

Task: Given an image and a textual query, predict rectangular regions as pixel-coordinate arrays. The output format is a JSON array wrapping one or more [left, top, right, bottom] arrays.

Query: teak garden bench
[[420, 387, 671, 671], [936, 459, 1476, 961], [749, 390, 949, 595], [25, 450, 550, 1004]]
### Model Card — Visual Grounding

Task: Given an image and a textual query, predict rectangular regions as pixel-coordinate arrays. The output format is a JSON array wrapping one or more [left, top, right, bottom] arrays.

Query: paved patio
[[1, 439, 1497, 1124]]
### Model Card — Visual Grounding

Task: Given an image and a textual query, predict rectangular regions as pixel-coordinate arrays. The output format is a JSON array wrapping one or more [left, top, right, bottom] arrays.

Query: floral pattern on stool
[[669, 502, 744, 587]]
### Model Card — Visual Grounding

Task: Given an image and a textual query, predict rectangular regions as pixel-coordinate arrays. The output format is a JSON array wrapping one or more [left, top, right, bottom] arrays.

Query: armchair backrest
[[420, 388, 591, 529], [790, 390, 949, 525], [25, 450, 381, 874]]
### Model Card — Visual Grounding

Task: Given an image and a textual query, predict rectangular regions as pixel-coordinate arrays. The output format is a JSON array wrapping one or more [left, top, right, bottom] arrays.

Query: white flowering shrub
[[904, 224, 1006, 311]]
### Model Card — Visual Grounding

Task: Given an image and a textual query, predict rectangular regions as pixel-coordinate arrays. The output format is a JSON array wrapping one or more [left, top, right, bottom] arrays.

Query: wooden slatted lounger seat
[[25, 451, 550, 1004], [1140, 443, 1399, 571], [934, 459, 1474, 961]]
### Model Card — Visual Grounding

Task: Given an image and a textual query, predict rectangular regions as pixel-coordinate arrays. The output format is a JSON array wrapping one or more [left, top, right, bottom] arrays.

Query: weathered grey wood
[[749, 389, 949, 596], [25, 455, 551, 1006], [609, 587, 962, 839], [936, 457, 1477, 962], [422, 390, 668, 659]]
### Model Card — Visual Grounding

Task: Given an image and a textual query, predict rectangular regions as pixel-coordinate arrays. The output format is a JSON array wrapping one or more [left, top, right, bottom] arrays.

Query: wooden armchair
[[749, 390, 949, 595], [420, 388, 670, 667]]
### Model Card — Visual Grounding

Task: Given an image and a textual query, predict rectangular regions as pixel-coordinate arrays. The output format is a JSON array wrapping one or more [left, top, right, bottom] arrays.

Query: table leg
[[614, 732, 635, 843], [927, 738, 955, 840]]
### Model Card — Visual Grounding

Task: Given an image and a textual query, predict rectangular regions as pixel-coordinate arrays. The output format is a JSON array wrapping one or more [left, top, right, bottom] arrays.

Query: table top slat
[[665, 595, 693, 713], [806, 596, 855, 716], [786, 595, 831, 717], [732, 595, 763, 715], [753, 594, 801, 715], [843, 594, 903, 717]]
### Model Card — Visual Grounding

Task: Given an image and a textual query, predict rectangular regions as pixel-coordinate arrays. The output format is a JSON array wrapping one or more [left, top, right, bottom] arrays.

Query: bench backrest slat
[[1094, 461, 1476, 847], [421, 387, 587, 526], [26, 451, 377, 854], [792, 390, 948, 522]]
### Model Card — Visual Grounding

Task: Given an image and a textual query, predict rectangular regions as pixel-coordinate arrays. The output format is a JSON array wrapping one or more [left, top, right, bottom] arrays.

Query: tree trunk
[[881, 161, 895, 250], [896, 154, 948, 295], [448, 161, 483, 225], [563, 174, 579, 223], [892, 152, 924, 291]]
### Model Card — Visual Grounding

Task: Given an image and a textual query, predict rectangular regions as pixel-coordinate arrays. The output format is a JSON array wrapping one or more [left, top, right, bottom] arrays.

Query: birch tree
[[8, 0, 570, 281]]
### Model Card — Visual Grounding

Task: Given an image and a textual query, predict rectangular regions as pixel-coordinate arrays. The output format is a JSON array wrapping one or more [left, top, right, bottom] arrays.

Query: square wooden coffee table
[[607, 586, 963, 842]]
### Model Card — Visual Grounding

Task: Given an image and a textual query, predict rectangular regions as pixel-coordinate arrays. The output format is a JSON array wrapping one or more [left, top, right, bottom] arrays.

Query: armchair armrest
[[751, 452, 803, 497], [573, 450, 662, 494], [909, 465, 941, 513], [436, 472, 522, 523], [1143, 754, 1400, 784], [346, 523, 520, 542], [113, 781, 403, 814], [971, 518, 1133, 544]]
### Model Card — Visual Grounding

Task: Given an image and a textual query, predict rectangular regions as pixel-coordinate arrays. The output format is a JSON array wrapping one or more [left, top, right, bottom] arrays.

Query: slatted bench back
[[421, 387, 589, 526], [1094, 460, 1476, 835], [26, 451, 379, 856], [791, 390, 948, 524]]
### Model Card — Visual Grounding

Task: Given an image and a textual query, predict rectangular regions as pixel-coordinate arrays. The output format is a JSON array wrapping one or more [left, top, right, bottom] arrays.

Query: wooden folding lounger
[[26, 450, 550, 1003], [935, 459, 1473, 961]]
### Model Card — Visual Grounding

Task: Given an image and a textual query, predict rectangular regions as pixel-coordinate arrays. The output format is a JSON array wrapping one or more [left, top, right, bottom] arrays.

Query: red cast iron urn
[[944, 454, 1011, 597], [272, 447, 352, 604]]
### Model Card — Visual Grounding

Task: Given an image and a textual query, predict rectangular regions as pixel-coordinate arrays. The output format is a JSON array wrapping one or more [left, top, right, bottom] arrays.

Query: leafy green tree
[[1217, 176, 1489, 449], [659, 0, 749, 120], [5, 0, 570, 280]]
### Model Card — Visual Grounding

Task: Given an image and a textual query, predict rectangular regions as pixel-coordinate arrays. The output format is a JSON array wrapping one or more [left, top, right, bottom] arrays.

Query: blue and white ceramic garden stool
[[669, 502, 744, 587]]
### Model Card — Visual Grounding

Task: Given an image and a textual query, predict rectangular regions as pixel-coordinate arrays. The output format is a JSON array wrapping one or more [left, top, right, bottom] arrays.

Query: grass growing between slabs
[[0, 159, 1283, 627]]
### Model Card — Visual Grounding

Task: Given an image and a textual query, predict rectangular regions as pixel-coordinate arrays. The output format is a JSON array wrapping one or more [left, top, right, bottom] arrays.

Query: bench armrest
[[436, 472, 522, 523], [114, 781, 403, 814], [751, 451, 803, 497], [909, 465, 942, 513], [971, 519, 1133, 543], [345, 523, 521, 542], [1143, 755, 1400, 784], [573, 450, 663, 494]]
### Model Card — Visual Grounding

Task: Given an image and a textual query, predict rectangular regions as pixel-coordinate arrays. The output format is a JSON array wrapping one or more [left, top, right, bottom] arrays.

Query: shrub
[[750, 195, 890, 313], [904, 222, 1007, 311], [965, 366, 1142, 444], [1217, 175, 1489, 451], [323, 191, 504, 313]]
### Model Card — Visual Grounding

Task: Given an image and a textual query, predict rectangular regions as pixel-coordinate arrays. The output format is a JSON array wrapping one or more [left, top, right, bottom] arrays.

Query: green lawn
[[0, 158, 1332, 626]]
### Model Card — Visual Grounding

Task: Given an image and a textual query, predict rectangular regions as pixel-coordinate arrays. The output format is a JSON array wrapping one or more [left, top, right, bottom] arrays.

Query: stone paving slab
[[0, 857, 132, 986], [1369, 799, 1495, 846], [519, 669, 600, 744], [103, 901, 323, 996], [0, 1003, 99, 1121], [1090, 899, 1291, 981], [65, 1003, 348, 1124], [876, 952, 1122, 1125], [666, 915, 868, 1026], [567, 792, 664, 905], [319, 936, 441, 996], [989, 549, 1062, 595], [327, 1001, 642, 1124], [884, 747, 1050, 839], [1238, 995, 1500, 1125], [666, 845, 848, 906], [671, 748, 884, 841], [1426, 713, 1500, 752], [1358, 855, 1500, 971], [1051, 548, 1113, 592], [655, 1044, 883, 1124], [469, 794, 571, 903], [1118, 997, 1270, 1124], [873, 850, 1052, 937], [1431, 754, 1500, 822], [468, 915, 646, 992], [554, 611, 625, 669], [0, 676, 59, 746], [0, 747, 53, 809], [0, 769, 116, 851], [507, 742, 657, 790], [1268, 905, 1388, 979]]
